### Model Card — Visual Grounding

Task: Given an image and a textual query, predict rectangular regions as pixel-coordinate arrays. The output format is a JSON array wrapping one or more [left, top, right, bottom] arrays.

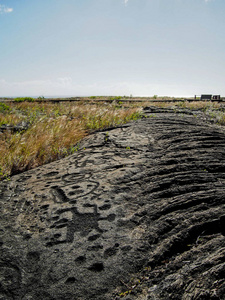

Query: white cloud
[[57, 77, 73, 88], [0, 78, 77, 97], [0, 5, 13, 14], [124, 0, 129, 6]]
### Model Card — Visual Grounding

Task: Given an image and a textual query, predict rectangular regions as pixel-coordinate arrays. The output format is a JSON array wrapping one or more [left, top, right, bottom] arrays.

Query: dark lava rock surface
[[1, 107, 225, 300]]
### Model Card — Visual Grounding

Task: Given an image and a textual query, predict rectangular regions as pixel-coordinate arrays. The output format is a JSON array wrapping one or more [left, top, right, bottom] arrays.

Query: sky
[[0, 0, 225, 97]]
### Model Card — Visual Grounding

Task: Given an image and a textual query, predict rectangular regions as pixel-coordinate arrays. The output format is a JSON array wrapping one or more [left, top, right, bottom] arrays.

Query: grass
[[175, 100, 221, 110], [136, 100, 222, 110], [1, 98, 224, 180], [0, 101, 142, 180]]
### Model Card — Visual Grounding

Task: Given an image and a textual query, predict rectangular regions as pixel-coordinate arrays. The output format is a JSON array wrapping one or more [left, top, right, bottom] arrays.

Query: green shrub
[[109, 96, 122, 101], [26, 97, 35, 102], [14, 97, 35, 103], [14, 98, 24, 102], [37, 96, 45, 100], [0, 102, 10, 112]]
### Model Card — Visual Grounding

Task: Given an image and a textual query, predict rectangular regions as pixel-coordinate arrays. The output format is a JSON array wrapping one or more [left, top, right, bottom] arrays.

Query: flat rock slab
[[1, 107, 225, 300]]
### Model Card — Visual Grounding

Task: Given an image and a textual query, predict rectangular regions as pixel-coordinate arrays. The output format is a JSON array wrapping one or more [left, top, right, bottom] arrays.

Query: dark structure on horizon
[[201, 94, 212, 100], [194, 94, 221, 101], [212, 95, 221, 100]]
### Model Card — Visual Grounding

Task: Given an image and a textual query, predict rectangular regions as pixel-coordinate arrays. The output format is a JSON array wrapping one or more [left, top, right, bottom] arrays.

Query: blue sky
[[0, 0, 224, 97]]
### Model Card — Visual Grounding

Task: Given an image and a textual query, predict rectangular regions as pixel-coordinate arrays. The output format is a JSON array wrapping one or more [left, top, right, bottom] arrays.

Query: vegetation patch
[[0, 102, 11, 113], [0, 101, 142, 180], [14, 97, 35, 103]]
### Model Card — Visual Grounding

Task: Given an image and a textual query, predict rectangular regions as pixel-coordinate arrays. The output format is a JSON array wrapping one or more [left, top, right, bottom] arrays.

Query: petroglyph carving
[[1, 107, 225, 299]]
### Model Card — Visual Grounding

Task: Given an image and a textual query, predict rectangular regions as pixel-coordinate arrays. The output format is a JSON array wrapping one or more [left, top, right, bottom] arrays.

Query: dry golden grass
[[0, 102, 141, 179], [217, 114, 225, 125], [120, 100, 223, 109], [0, 112, 25, 126], [175, 101, 222, 110]]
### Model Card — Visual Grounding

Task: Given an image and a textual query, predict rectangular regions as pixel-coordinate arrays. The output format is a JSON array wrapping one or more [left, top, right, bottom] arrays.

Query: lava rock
[[1, 108, 225, 299]]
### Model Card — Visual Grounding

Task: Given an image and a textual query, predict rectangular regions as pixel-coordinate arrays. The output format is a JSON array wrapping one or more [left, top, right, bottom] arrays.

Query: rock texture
[[0, 121, 30, 134], [1, 107, 225, 300]]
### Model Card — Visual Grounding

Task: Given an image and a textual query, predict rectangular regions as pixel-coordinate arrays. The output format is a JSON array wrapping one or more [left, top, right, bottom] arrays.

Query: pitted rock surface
[[1, 107, 225, 299]]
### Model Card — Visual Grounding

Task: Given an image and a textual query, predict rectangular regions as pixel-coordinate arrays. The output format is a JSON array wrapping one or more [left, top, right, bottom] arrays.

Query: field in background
[[1, 98, 225, 180]]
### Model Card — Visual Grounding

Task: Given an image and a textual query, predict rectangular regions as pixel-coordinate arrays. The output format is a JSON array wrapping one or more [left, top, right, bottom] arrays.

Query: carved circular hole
[[88, 262, 104, 272], [65, 277, 76, 284]]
